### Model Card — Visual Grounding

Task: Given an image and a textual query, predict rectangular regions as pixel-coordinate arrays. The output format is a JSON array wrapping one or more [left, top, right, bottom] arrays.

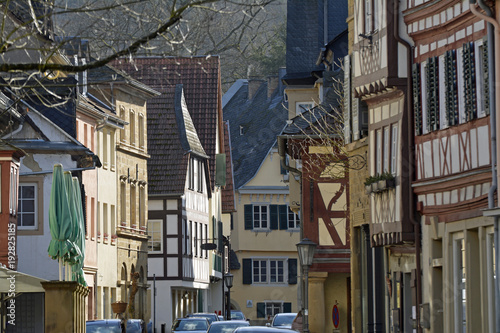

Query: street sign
[[332, 305, 340, 328]]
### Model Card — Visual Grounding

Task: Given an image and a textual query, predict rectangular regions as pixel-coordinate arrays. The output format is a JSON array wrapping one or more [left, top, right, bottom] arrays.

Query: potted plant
[[111, 234, 118, 244], [377, 172, 396, 191], [364, 175, 379, 194]]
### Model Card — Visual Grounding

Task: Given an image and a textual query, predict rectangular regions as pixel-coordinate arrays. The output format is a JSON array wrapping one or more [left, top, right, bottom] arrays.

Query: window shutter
[[269, 205, 279, 230], [463, 42, 477, 121], [242, 259, 252, 284], [288, 258, 297, 284], [482, 40, 490, 115], [425, 57, 439, 132], [217, 221, 223, 253], [279, 205, 288, 230], [412, 63, 422, 136], [257, 302, 266, 318], [244, 205, 253, 230], [444, 50, 459, 126], [343, 54, 351, 144], [283, 302, 292, 313]]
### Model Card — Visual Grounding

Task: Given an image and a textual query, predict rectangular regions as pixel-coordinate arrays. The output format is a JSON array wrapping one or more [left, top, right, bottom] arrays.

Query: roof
[[221, 121, 236, 213], [223, 79, 288, 189], [111, 56, 223, 192]]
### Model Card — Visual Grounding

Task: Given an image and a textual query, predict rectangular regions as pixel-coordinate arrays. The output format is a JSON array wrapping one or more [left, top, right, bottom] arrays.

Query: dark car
[[234, 327, 297, 333], [207, 320, 250, 333], [186, 312, 219, 324], [86, 319, 145, 333], [172, 317, 210, 332]]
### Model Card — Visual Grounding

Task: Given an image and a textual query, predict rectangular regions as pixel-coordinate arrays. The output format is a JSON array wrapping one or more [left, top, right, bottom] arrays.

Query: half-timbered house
[[348, 0, 418, 331], [405, 1, 495, 332]]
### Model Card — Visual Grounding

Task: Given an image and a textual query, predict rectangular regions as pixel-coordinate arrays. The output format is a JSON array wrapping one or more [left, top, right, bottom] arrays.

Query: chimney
[[267, 75, 279, 98], [247, 77, 264, 100]]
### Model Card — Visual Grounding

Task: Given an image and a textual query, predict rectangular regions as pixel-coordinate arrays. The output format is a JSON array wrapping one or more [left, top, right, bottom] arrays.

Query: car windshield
[[273, 315, 296, 326], [189, 314, 217, 324], [86, 321, 122, 333], [173, 319, 208, 331], [208, 322, 249, 333], [230, 312, 245, 320]]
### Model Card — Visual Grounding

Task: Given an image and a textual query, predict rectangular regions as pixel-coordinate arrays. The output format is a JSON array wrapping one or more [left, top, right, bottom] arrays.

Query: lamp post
[[224, 273, 234, 320], [296, 238, 317, 333]]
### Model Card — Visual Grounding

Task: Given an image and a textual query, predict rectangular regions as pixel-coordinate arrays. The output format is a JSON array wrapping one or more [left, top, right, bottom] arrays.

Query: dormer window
[[240, 126, 244, 135], [296, 102, 314, 115]]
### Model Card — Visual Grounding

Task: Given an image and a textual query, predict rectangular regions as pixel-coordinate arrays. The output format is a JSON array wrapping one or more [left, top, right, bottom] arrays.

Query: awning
[[0, 267, 47, 293]]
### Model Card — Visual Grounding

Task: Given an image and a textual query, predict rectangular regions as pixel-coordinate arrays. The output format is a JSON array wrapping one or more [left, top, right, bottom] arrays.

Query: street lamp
[[224, 273, 234, 320], [296, 238, 317, 333]]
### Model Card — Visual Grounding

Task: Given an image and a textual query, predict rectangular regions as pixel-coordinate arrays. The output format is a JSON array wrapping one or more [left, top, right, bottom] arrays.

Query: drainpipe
[[470, 1, 500, 332], [393, 1, 422, 332]]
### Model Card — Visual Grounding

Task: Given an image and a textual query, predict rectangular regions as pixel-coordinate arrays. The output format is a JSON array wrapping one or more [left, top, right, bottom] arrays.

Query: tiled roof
[[223, 80, 288, 189], [222, 121, 236, 213], [111, 56, 222, 192], [147, 87, 189, 195]]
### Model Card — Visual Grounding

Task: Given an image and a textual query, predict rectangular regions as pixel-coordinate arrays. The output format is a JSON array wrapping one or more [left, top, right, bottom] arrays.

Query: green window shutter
[[463, 42, 477, 121], [215, 154, 226, 187], [288, 258, 297, 284], [217, 221, 223, 253], [444, 50, 459, 126], [482, 40, 490, 115], [279, 205, 288, 230], [283, 302, 292, 313], [412, 63, 422, 136], [270, 205, 279, 230], [244, 205, 253, 230], [212, 216, 216, 240], [425, 57, 439, 132], [242, 259, 252, 285], [257, 302, 266, 318]]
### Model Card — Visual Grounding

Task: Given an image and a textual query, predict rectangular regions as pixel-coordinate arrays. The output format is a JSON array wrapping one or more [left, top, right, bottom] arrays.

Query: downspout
[[470, 2, 500, 332], [393, 1, 421, 332]]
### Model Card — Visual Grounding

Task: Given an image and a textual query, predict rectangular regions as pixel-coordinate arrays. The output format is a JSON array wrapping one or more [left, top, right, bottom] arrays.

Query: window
[[252, 259, 286, 284], [253, 205, 268, 229], [288, 207, 299, 230], [130, 110, 136, 146], [266, 302, 283, 317], [453, 237, 466, 333], [364, 0, 372, 34], [139, 114, 145, 150], [197, 160, 203, 193], [18, 183, 37, 229], [374, 124, 398, 175], [148, 220, 162, 253], [194, 222, 198, 257], [188, 158, 195, 190], [103, 129, 109, 168], [120, 106, 126, 143], [296, 102, 314, 115]]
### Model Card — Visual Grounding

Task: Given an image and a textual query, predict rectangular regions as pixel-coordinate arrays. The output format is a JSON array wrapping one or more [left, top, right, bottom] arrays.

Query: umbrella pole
[[59, 258, 63, 281]]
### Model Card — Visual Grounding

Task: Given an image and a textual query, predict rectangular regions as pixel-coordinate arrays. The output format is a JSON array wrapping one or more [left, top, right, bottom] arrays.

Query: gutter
[[394, 1, 422, 332]]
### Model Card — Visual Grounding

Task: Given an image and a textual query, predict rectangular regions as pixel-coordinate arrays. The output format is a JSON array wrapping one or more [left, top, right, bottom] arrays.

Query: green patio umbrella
[[48, 164, 77, 280], [71, 176, 87, 286], [63, 171, 82, 266]]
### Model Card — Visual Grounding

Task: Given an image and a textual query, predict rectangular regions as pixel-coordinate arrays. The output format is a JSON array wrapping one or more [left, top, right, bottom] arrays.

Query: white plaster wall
[[17, 154, 77, 280]]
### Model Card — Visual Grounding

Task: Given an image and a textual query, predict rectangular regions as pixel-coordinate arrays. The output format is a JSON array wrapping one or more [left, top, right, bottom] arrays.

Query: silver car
[[207, 320, 250, 333], [269, 313, 297, 329], [171, 317, 210, 332]]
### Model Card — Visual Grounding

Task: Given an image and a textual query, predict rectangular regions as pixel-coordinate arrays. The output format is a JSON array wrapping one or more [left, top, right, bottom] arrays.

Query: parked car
[[86, 319, 145, 333], [172, 317, 210, 332], [186, 312, 220, 324], [268, 313, 297, 329], [230, 311, 246, 321], [207, 320, 250, 333], [234, 327, 297, 333]]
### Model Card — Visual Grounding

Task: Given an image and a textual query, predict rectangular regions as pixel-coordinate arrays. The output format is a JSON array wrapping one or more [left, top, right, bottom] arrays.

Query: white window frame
[[391, 125, 398, 175], [253, 205, 269, 230], [18, 183, 37, 230], [148, 219, 163, 253], [296, 102, 314, 115], [265, 301, 284, 318], [287, 206, 300, 230], [252, 258, 287, 285]]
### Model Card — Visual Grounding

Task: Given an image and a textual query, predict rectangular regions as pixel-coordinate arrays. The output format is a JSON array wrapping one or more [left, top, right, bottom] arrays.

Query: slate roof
[[221, 121, 236, 213], [223, 80, 288, 189], [111, 56, 222, 193]]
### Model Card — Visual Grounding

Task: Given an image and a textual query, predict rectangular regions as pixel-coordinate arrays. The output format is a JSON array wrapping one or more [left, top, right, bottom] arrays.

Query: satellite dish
[[201, 243, 217, 250]]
